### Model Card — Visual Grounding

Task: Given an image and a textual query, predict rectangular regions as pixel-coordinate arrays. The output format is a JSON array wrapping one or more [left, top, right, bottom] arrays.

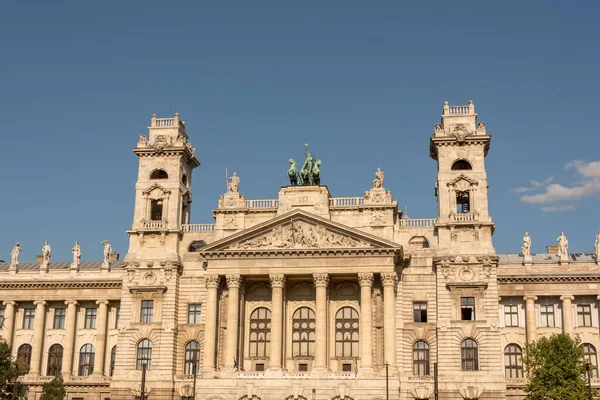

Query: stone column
[[93, 301, 109, 376], [313, 273, 330, 371], [358, 273, 374, 371], [29, 300, 47, 375], [2, 301, 16, 347], [62, 301, 78, 376], [561, 295, 575, 336], [523, 295, 538, 344], [202, 275, 221, 372], [381, 273, 398, 368], [224, 275, 242, 370], [269, 274, 285, 371]]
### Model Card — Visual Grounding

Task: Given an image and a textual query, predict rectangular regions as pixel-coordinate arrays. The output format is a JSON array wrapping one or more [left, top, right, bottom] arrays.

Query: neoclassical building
[[1, 102, 599, 400]]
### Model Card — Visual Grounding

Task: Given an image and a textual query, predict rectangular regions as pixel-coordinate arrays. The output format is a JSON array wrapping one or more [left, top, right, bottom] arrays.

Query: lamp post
[[587, 362, 593, 400], [192, 357, 198, 400], [384, 362, 389, 400], [140, 363, 147, 400]]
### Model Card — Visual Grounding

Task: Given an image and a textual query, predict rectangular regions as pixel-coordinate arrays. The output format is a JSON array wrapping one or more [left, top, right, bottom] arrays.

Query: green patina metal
[[287, 144, 321, 186]]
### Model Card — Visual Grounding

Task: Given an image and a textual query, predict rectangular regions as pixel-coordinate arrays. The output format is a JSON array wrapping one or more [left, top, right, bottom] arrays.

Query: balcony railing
[[182, 224, 216, 233], [443, 100, 475, 115], [246, 199, 279, 209], [399, 218, 437, 228], [141, 219, 166, 229], [329, 197, 364, 207], [450, 212, 478, 222]]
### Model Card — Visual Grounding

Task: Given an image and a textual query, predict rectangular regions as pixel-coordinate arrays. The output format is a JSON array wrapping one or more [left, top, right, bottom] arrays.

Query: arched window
[[292, 307, 316, 357], [335, 307, 359, 358], [583, 343, 598, 378], [188, 240, 207, 252], [47, 344, 63, 376], [461, 339, 478, 371], [137, 339, 153, 370], [78, 344, 95, 376], [249, 307, 271, 357], [413, 341, 430, 376], [109, 345, 117, 377], [504, 344, 523, 378], [149, 169, 169, 179], [16, 344, 32, 375], [184, 341, 200, 375], [451, 159, 472, 170]]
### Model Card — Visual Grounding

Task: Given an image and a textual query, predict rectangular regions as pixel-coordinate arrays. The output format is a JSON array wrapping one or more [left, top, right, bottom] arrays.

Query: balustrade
[[399, 218, 437, 228], [450, 212, 478, 222], [245, 199, 279, 209], [142, 220, 165, 229], [329, 197, 364, 207], [182, 224, 216, 233]]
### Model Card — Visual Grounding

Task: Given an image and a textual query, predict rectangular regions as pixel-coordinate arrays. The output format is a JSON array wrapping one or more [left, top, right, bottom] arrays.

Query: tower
[[430, 100, 495, 254], [126, 113, 200, 260]]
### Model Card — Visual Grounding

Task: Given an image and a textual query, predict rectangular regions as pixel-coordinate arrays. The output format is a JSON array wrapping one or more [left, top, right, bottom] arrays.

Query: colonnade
[[201, 272, 398, 372], [1, 299, 111, 377]]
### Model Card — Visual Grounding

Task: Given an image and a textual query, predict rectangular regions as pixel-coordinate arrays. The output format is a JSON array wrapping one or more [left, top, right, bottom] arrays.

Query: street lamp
[[384, 362, 389, 400], [140, 363, 147, 400], [586, 362, 593, 400], [192, 356, 198, 400]]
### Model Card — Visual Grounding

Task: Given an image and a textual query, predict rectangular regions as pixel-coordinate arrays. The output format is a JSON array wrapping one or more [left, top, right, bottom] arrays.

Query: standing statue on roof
[[594, 230, 600, 260], [557, 231, 569, 258], [11, 243, 21, 266], [72, 241, 81, 267], [102, 240, 113, 264], [521, 232, 531, 257], [373, 167, 385, 188], [299, 144, 321, 186], [42, 241, 51, 263], [227, 172, 240, 193]]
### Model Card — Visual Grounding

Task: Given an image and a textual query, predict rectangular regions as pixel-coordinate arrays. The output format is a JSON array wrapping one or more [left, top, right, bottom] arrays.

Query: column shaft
[[94, 301, 109, 375], [30, 301, 47, 374], [202, 275, 220, 371], [358, 273, 374, 370], [62, 301, 78, 376], [524, 296, 538, 344], [224, 275, 241, 369], [269, 274, 285, 370], [2, 301, 16, 347], [382, 273, 398, 367], [561, 295, 574, 336], [313, 273, 329, 370]]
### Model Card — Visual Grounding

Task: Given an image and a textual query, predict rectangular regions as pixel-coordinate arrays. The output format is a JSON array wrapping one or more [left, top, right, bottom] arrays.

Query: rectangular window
[[298, 363, 308, 372], [342, 363, 352, 372], [413, 302, 428, 323], [577, 304, 593, 327], [84, 308, 97, 329], [504, 305, 519, 327], [187, 304, 201, 324], [22, 308, 35, 329], [115, 307, 120, 329], [140, 300, 154, 323], [0, 308, 5, 327], [53, 307, 66, 329], [540, 304, 555, 327], [460, 297, 475, 321], [456, 191, 470, 213], [255, 363, 265, 372]]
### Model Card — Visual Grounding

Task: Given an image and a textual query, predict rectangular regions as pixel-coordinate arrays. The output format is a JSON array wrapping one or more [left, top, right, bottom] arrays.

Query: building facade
[[1, 103, 599, 400]]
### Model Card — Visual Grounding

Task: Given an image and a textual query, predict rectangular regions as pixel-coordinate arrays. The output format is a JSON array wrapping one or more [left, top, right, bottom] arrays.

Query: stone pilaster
[[29, 300, 47, 375], [313, 273, 329, 371], [523, 295, 538, 344], [381, 272, 398, 368], [561, 295, 574, 336], [269, 274, 285, 371], [2, 301, 16, 347], [358, 272, 374, 371], [93, 300, 110, 376], [202, 275, 221, 372], [62, 301, 78, 376], [224, 274, 242, 370]]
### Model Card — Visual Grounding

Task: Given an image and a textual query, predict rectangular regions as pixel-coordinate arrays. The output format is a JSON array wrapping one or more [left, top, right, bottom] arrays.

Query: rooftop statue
[[72, 241, 81, 267], [521, 232, 531, 257], [557, 231, 569, 258], [289, 144, 322, 186], [373, 167, 385, 189], [595, 230, 600, 260], [227, 172, 240, 193], [11, 242, 21, 266], [42, 241, 51, 263], [102, 240, 113, 264]]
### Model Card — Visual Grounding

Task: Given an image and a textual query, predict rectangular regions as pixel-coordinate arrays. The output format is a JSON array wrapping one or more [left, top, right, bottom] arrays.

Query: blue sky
[[1, 1, 599, 261]]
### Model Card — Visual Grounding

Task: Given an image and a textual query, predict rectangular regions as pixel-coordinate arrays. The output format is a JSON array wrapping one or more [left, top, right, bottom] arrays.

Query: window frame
[[335, 306, 360, 358], [22, 308, 35, 329], [249, 307, 271, 358], [461, 297, 476, 321], [78, 344, 95, 376], [292, 307, 316, 358], [53, 307, 66, 329], [539, 303, 555, 327], [504, 344, 523, 378], [16, 344, 32, 375], [461, 338, 479, 371], [136, 339, 153, 370], [413, 340, 430, 376], [184, 341, 200, 375], [504, 304, 519, 327], [413, 302, 428, 323], [140, 300, 154, 323], [47, 344, 64, 376], [583, 343, 598, 378], [84, 307, 97, 329], [109, 345, 117, 377], [577, 304, 593, 327], [187, 304, 201, 324]]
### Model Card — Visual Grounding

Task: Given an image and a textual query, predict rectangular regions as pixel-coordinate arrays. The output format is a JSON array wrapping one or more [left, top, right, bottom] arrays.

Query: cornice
[[498, 275, 600, 284], [202, 247, 400, 259], [0, 280, 122, 290]]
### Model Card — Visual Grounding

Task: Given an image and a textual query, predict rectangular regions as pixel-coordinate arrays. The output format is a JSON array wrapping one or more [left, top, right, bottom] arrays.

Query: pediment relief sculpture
[[225, 221, 373, 250], [142, 183, 172, 196], [446, 174, 478, 189]]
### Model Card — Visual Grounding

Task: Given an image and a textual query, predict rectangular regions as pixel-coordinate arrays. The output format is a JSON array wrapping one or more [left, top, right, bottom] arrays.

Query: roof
[[498, 252, 597, 263], [0, 260, 123, 271]]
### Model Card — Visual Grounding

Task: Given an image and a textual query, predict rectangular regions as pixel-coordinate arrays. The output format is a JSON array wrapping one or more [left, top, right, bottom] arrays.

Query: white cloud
[[518, 160, 600, 207], [514, 176, 554, 193], [540, 205, 576, 212]]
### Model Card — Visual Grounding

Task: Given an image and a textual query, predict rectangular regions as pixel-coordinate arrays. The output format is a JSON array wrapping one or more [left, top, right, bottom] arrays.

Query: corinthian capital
[[381, 272, 398, 287], [205, 274, 221, 289], [313, 273, 330, 288], [269, 274, 286, 288], [226, 274, 242, 288], [358, 272, 374, 287]]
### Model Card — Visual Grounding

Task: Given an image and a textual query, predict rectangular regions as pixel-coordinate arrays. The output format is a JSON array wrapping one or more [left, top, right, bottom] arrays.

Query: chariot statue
[[288, 144, 322, 186]]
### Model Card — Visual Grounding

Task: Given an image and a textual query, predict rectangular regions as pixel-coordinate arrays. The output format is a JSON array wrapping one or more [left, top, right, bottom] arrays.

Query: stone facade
[[1, 102, 599, 400]]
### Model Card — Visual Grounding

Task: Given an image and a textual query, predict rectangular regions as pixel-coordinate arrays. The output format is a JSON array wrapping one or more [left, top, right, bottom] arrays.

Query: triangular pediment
[[200, 209, 402, 255], [446, 174, 478, 188]]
